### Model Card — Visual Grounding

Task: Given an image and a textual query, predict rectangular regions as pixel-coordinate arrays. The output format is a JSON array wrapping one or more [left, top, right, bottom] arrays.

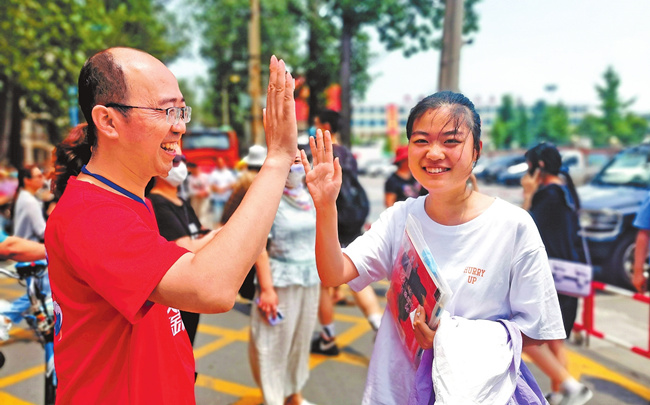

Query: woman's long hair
[[52, 123, 92, 199]]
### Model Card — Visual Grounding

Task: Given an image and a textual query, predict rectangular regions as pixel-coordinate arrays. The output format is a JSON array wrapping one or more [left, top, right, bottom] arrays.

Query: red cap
[[393, 146, 408, 164]]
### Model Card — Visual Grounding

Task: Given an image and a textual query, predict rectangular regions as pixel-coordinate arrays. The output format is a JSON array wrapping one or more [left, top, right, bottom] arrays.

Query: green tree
[[193, 0, 302, 137], [491, 95, 531, 149], [529, 101, 570, 145], [577, 66, 648, 146], [491, 95, 516, 149], [0, 0, 184, 167], [330, 0, 482, 147]]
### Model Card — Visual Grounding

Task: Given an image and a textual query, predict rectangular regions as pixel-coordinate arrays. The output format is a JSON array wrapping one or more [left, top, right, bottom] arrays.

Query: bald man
[[45, 48, 297, 404]]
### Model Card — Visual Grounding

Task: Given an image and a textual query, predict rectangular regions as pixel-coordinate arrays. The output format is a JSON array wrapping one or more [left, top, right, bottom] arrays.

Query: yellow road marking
[[194, 336, 239, 360], [195, 373, 260, 397], [566, 350, 650, 400], [1, 312, 647, 403], [0, 391, 34, 405], [0, 365, 43, 388], [198, 324, 249, 340]]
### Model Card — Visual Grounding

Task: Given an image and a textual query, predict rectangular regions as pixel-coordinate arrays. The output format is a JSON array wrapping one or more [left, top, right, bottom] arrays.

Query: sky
[[363, 0, 650, 112], [170, 0, 650, 113]]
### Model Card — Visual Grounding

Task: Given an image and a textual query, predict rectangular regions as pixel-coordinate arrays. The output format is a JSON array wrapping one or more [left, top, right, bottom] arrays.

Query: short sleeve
[[345, 203, 405, 292], [633, 192, 650, 230], [63, 203, 188, 323], [509, 245, 566, 340], [384, 175, 399, 194], [151, 197, 189, 241]]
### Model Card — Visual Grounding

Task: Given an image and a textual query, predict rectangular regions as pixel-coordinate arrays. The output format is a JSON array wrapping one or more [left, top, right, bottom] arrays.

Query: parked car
[[364, 158, 397, 178], [476, 154, 526, 184], [495, 148, 613, 187], [578, 143, 650, 288], [352, 141, 385, 175], [181, 127, 240, 170]]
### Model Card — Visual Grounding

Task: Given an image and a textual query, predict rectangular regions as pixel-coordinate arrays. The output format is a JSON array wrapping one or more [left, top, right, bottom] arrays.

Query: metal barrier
[[574, 281, 650, 359]]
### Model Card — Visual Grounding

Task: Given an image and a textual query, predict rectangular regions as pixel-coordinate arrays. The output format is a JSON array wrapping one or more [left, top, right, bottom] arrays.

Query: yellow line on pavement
[[194, 337, 239, 360], [195, 373, 260, 398], [0, 391, 35, 405], [197, 324, 249, 340], [0, 365, 43, 388], [522, 349, 650, 400], [566, 350, 650, 400]]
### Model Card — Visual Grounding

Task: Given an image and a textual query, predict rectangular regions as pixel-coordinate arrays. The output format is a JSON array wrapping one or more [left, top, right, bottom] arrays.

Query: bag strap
[[579, 224, 592, 267]]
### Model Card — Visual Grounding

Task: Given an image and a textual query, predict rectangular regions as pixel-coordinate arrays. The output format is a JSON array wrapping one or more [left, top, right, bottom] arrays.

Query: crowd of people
[[1, 45, 646, 405]]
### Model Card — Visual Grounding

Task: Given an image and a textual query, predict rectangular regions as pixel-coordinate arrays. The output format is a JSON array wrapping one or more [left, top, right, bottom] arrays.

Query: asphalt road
[[0, 176, 647, 404]]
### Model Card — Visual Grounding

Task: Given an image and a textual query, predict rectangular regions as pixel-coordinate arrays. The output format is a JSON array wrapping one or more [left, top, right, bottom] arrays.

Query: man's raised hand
[[263, 55, 298, 164]]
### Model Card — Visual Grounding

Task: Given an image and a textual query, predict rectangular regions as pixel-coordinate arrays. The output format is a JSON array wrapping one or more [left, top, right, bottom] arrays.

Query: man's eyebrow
[[159, 97, 185, 105]]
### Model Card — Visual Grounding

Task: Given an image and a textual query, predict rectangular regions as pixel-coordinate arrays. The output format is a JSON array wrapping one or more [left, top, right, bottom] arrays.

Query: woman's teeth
[[426, 167, 448, 174]]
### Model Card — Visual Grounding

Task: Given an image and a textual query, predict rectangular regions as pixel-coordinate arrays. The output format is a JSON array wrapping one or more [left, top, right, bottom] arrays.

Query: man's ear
[[91, 105, 120, 140]]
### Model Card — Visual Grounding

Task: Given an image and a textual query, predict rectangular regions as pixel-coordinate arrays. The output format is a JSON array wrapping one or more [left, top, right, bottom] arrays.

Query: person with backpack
[[310, 110, 383, 356]]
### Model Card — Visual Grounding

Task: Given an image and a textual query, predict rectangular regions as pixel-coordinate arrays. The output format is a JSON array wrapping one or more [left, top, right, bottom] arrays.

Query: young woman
[[248, 149, 320, 405], [302, 91, 566, 404], [521, 143, 593, 405]]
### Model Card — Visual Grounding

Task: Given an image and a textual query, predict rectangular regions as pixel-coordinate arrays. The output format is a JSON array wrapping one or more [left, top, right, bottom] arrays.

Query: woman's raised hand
[[301, 129, 342, 208], [263, 55, 298, 164]]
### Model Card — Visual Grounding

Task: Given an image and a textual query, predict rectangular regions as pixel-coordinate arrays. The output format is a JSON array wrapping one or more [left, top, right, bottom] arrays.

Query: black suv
[[577, 143, 650, 288]]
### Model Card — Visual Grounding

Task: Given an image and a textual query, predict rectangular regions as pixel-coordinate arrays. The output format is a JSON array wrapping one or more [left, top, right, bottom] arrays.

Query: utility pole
[[248, 0, 263, 145], [438, 0, 464, 92]]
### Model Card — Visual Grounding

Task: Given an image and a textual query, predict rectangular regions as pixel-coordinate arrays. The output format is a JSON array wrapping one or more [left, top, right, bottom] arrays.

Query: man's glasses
[[105, 103, 192, 125], [173, 155, 186, 167]]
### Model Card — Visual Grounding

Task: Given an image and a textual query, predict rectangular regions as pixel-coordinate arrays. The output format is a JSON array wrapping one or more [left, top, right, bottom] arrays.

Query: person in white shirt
[[13, 165, 47, 242], [187, 161, 212, 227], [208, 157, 236, 227], [302, 91, 566, 404]]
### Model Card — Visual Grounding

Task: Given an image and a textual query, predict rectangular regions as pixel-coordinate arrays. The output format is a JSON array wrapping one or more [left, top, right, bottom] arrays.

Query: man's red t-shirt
[[45, 178, 195, 404]]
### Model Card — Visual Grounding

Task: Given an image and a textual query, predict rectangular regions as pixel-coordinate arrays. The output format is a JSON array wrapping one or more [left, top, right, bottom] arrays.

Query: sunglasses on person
[[173, 155, 187, 167]]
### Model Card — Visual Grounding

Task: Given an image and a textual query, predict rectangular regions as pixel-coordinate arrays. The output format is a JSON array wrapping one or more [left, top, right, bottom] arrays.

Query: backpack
[[336, 169, 370, 238]]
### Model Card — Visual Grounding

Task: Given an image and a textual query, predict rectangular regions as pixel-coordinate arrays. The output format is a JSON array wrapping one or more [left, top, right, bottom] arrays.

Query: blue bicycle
[[0, 260, 56, 405]]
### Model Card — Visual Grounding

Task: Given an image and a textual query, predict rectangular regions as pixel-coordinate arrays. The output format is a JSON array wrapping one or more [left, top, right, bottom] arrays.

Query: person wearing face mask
[[248, 149, 320, 405], [147, 153, 218, 350]]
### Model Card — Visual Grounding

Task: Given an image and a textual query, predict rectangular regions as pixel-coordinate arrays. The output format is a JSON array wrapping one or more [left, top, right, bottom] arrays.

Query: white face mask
[[165, 162, 188, 187], [285, 164, 305, 189]]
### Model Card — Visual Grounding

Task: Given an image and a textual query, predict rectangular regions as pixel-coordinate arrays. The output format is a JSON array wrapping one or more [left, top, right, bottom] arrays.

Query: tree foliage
[[490, 96, 570, 149], [0, 0, 185, 165], [577, 66, 648, 146], [325, 0, 481, 146], [193, 0, 481, 147], [192, 0, 302, 134]]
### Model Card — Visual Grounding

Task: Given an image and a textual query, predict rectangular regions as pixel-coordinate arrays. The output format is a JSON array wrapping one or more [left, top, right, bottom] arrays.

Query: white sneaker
[[560, 384, 593, 405], [545, 391, 563, 405]]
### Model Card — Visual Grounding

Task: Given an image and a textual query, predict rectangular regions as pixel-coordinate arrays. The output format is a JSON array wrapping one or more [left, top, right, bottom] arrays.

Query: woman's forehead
[[413, 108, 470, 134]]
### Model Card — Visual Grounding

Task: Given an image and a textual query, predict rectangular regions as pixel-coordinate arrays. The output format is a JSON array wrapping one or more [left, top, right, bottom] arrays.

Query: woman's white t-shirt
[[344, 196, 565, 405]]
